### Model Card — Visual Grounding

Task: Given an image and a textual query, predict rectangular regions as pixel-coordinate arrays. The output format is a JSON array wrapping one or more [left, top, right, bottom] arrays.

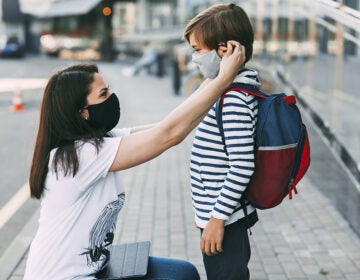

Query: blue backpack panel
[[216, 83, 311, 209]]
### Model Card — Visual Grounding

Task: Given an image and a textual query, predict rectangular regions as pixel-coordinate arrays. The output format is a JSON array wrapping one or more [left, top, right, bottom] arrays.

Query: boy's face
[[189, 32, 225, 79], [189, 33, 211, 54], [188, 32, 228, 58]]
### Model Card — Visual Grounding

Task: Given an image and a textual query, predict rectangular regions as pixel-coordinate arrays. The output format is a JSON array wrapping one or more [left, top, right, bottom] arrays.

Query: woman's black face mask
[[86, 93, 120, 132]]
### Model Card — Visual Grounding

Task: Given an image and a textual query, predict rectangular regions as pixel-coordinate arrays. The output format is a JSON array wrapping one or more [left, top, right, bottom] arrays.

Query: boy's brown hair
[[183, 3, 254, 64]]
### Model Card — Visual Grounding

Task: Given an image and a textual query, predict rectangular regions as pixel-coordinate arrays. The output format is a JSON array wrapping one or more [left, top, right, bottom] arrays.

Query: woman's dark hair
[[183, 3, 254, 65], [30, 64, 106, 199]]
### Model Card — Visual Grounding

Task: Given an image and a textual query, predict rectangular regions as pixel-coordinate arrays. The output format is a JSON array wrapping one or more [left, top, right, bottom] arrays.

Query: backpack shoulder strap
[[215, 83, 265, 146], [215, 95, 225, 144]]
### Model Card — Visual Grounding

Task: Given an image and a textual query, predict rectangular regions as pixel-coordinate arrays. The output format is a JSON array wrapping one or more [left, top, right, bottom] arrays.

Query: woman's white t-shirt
[[24, 129, 129, 280]]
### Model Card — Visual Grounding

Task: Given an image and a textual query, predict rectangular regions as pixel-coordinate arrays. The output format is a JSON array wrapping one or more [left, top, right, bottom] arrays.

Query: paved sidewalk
[[4, 62, 360, 279]]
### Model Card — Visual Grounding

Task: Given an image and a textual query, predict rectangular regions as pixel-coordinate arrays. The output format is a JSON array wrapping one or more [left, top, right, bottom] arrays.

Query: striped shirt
[[190, 69, 260, 228]]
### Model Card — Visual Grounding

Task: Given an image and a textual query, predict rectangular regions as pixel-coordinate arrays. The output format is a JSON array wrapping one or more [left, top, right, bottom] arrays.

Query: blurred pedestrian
[[169, 41, 183, 95], [122, 41, 159, 77], [184, 3, 260, 280], [24, 40, 245, 280], [99, 30, 115, 62], [170, 41, 208, 96]]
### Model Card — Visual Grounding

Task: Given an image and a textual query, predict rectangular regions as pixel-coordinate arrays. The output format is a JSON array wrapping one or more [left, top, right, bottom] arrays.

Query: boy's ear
[[217, 42, 228, 58]]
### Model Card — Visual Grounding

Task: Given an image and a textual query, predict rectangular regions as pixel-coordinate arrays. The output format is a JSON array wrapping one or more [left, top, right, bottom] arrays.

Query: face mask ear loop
[[217, 42, 227, 56], [79, 106, 89, 120]]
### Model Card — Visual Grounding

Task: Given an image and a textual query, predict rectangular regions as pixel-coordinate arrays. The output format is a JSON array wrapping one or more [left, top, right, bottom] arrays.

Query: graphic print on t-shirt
[[80, 193, 125, 271]]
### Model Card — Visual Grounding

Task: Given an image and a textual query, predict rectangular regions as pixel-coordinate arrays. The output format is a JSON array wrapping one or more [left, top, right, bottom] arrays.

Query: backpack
[[215, 82, 311, 209]]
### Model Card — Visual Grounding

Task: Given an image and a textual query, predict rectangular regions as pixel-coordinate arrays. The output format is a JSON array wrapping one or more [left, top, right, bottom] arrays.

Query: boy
[[184, 3, 260, 279]]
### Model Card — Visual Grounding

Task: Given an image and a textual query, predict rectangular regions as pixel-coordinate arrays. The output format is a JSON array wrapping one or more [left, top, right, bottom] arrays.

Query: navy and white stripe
[[190, 69, 260, 228]]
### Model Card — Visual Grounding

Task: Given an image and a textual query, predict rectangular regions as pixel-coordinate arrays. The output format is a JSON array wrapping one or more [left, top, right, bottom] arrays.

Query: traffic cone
[[11, 89, 25, 112]]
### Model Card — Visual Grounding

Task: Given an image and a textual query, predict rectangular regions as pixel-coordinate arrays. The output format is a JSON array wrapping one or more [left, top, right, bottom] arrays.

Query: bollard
[[11, 89, 25, 112]]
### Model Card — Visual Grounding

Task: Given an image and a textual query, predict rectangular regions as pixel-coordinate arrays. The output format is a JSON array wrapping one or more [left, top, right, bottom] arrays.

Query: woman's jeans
[[132, 256, 200, 280], [200, 220, 251, 280]]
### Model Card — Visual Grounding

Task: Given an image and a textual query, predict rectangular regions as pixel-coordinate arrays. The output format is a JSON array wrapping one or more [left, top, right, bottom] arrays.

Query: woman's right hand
[[217, 41, 246, 83]]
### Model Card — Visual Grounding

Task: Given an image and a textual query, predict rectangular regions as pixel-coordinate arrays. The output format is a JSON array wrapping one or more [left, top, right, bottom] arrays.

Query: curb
[[275, 68, 360, 186]]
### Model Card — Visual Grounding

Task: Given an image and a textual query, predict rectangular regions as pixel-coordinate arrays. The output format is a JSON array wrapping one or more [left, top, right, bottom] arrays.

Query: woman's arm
[[129, 123, 158, 134], [110, 42, 245, 171]]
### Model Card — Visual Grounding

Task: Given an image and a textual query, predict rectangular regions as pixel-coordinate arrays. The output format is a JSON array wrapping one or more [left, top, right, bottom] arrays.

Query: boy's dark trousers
[[200, 219, 251, 280]]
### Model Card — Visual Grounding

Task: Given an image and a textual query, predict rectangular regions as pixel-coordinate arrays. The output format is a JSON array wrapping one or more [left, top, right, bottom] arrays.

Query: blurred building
[[0, 0, 24, 51], [14, 0, 193, 59], [1, 0, 24, 38], [0, 0, 358, 60], [240, 0, 360, 60], [0, 0, 5, 43]]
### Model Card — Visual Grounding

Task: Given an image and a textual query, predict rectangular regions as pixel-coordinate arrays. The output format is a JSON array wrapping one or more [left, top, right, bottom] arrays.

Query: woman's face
[[80, 73, 110, 119], [87, 73, 111, 105]]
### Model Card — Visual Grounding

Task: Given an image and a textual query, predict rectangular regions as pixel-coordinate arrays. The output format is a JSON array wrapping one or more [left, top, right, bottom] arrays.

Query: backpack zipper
[[287, 124, 306, 199]]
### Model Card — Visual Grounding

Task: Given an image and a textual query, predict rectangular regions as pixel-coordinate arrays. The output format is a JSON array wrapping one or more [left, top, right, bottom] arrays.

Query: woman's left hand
[[217, 41, 246, 83]]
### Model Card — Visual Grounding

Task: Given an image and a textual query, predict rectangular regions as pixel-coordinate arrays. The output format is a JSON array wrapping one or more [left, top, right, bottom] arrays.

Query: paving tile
[[345, 274, 360, 280], [268, 274, 290, 280]]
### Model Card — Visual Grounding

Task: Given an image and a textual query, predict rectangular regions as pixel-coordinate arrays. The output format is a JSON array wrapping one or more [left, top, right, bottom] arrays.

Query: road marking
[[0, 182, 30, 230], [0, 78, 47, 93]]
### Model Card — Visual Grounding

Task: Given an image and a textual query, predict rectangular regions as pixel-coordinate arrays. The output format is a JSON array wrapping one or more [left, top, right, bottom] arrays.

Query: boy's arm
[[201, 91, 255, 256], [211, 91, 255, 220]]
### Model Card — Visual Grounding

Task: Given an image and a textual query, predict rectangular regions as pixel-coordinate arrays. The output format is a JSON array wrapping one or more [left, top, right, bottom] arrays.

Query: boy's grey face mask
[[192, 49, 221, 79]]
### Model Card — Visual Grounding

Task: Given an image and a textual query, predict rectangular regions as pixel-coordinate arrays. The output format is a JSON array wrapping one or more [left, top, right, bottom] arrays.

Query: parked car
[[0, 37, 24, 58]]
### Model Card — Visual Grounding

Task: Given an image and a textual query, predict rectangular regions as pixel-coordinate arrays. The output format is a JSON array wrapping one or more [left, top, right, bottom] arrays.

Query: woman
[[184, 3, 260, 280], [24, 41, 245, 279]]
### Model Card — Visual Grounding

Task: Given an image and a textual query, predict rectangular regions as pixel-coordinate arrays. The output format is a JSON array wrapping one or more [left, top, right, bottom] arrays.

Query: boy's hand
[[200, 216, 225, 256]]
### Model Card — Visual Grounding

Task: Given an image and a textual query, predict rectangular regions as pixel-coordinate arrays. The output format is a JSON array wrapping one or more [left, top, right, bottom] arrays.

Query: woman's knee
[[174, 259, 200, 280], [147, 256, 200, 280]]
